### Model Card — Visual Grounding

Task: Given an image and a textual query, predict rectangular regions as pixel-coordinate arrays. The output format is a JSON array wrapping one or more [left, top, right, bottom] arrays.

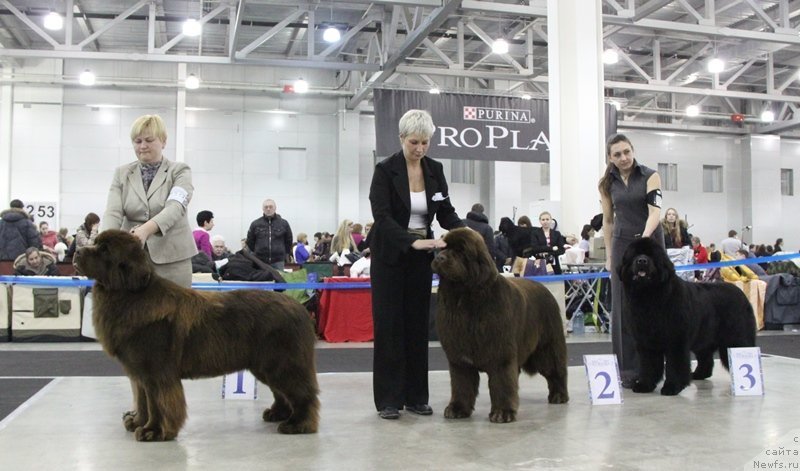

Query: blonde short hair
[[398, 109, 435, 140], [130, 114, 167, 141]]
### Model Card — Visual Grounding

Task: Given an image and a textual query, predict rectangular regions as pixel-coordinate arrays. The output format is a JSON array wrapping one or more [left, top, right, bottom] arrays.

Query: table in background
[[564, 262, 610, 332], [317, 277, 373, 342]]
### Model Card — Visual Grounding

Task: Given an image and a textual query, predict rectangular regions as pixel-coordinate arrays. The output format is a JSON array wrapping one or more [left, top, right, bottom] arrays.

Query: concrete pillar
[[742, 135, 782, 246], [337, 102, 361, 221], [547, 0, 606, 233], [0, 73, 12, 205]]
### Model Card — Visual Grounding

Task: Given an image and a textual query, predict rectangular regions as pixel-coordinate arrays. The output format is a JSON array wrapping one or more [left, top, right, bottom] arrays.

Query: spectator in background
[[14, 247, 59, 276], [351, 223, 365, 248], [707, 243, 721, 261], [692, 236, 708, 264], [463, 203, 499, 269], [331, 219, 360, 258], [211, 235, 232, 261], [192, 210, 214, 259], [39, 222, 58, 253], [530, 211, 566, 274], [75, 212, 100, 250], [358, 222, 373, 252], [774, 238, 784, 253], [0, 199, 42, 261], [661, 208, 691, 249], [246, 199, 293, 270], [735, 249, 768, 277], [517, 215, 532, 227], [579, 224, 594, 257], [313, 232, 332, 261], [350, 249, 371, 278], [57, 227, 73, 247], [720, 230, 744, 257], [293, 233, 310, 265]]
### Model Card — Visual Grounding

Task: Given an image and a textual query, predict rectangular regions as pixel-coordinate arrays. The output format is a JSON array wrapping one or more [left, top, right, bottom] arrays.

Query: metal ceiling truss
[[1, 1, 800, 132]]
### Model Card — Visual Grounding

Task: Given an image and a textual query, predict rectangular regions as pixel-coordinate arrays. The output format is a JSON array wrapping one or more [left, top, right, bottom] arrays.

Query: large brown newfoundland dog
[[74, 230, 319, 441], [619, 237, 756, 396], [432, 228, 568, 423]]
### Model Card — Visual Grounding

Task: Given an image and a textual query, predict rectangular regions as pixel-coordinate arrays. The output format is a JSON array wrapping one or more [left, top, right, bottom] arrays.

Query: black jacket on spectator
[[530, 227, 566, 274], [463, 211, 498, 263], [191, 252, 215, 273], [498, 217, 533, 258], [217, 249, 285, 283], [246, 214, 293, 265], [0, 208, 42, 261]]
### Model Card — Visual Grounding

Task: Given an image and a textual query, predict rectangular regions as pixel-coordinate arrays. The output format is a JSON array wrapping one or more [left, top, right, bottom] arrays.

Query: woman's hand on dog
[[412, 238, 446, 251], [130, 221, 158, 244]]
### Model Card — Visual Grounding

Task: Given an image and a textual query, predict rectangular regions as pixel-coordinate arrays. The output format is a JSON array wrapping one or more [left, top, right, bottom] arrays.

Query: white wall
[[3, 59, 800, 253]]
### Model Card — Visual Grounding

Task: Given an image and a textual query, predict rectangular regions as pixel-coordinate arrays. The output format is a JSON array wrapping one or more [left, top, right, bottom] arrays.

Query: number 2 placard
[[728, 347, 764, 396], [583, 354, 623, 405]]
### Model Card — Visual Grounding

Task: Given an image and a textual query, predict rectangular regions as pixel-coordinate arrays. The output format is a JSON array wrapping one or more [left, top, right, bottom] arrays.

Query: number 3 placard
[[728, 347, 764, 396], [583, 354, 623, 405]]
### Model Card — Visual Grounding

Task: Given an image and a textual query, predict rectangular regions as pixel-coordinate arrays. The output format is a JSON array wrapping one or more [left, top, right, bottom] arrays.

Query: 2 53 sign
[[24, 201, 58, 228]]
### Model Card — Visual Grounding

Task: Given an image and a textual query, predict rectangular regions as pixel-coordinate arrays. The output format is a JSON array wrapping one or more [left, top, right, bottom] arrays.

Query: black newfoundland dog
[[432, 228, 568, 423], [74, 230, 320, 441], [619, 237, 756, 395]]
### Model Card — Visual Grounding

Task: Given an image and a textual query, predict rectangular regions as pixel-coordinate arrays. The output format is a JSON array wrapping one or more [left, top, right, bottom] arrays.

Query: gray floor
[[0, 345, 798, 470]]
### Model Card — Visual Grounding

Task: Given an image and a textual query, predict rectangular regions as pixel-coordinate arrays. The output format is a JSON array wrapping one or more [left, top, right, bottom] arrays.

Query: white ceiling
[[3, 0, 800, 134]]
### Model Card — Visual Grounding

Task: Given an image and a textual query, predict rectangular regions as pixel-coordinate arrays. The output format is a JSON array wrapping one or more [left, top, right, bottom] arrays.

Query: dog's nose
[[636, 258, 648, 267]]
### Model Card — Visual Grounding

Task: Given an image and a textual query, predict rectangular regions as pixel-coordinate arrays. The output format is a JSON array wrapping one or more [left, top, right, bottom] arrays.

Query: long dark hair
[[84, 212, 100, 230], [598, 133, 634, 197]]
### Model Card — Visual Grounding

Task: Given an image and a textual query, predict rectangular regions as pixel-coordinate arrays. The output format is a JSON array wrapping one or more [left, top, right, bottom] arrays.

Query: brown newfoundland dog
[[74, 230, 319, 441], [619, 237, 756, 395], [432, 228, 568, 423]]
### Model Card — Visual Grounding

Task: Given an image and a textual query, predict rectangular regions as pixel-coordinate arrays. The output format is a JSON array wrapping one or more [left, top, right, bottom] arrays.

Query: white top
[[408, 191, 428, 229]]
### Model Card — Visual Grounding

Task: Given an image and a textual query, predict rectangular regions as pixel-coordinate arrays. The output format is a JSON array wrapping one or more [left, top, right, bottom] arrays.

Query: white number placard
[[728, 347, 764, 396], [583, 354, 623, 405], [24, 201, 58, 228], [222, 370, 258, 400]]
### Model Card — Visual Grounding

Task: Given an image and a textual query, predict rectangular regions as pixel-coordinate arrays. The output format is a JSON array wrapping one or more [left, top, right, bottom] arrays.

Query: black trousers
[[371, 249, 434, 411]]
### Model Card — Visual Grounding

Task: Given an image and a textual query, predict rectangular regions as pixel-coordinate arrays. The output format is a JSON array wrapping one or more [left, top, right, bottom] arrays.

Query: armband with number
[[646, 189, 662, 208]]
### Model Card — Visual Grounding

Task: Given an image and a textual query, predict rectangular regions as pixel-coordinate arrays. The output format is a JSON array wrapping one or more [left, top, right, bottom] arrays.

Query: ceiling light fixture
[[521, 94, 532, 100], [761, 109, 775, 123], [294, 78, 309, 94], [491, 39, 509, 55], [79, 69, 96, 86], [183, 19, 202, 37], [323, 26, 341, 43], [602, 49, 619, 65], [428, 87, 441, 95], [43, 12, 63, 31], [685, 105, 700, 117], [185, 74, 200, 90], [707, 58, 725, 74], [609, 100, 622, 111]]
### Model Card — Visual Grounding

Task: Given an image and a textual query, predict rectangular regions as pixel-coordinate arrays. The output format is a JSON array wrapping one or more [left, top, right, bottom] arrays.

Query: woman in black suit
[[369, 109, 464, 420], [530, 211, 566, 274]]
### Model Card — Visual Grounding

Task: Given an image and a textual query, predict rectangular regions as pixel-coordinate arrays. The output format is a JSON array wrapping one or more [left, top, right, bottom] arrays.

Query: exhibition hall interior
[[0, 1, 799, 469]]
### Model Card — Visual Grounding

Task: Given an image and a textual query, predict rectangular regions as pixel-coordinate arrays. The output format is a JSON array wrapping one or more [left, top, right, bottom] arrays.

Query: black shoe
[[378, 407, 400, 420], [404, 404, 433, 415]]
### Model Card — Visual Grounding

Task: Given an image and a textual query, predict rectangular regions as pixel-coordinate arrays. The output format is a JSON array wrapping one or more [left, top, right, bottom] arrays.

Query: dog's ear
[[118, 259, 152, 291]]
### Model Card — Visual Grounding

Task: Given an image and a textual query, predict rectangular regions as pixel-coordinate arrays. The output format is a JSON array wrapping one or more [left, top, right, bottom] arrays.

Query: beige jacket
[[101, 158, 196, 264]]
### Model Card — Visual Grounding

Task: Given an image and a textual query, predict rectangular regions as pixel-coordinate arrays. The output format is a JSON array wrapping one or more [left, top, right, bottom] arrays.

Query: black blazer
[[368, 152, 464, 265], [530, 227, 566, 273]]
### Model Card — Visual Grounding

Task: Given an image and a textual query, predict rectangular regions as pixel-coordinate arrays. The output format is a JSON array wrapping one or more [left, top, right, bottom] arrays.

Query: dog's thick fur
[[432, 228, 568, 423], [74, 230, 319, 441], [619, 237, 756, 396]]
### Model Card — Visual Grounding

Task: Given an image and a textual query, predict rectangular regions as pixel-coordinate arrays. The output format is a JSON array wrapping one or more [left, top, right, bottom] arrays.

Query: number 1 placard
[[583, 354, 623, 405], [728, 347, 764, 396], [222, 371, 258, 400]]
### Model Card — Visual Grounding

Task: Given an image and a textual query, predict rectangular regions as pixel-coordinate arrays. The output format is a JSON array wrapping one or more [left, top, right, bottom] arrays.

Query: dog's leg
[[134, 378, 187, 442], [661, 346, 691, 396], [443, 362, 479, 419], [123, 378, 148, 432], [692, 347, 716, 380], [486, 362, 519, 423], [632, 349, 663, 393], [254, 369, 320, 434], [261, 387, 292, 423]]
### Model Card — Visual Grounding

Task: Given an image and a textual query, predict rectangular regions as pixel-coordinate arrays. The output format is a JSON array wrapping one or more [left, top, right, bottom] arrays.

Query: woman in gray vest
[[599, 134, 664, 388]]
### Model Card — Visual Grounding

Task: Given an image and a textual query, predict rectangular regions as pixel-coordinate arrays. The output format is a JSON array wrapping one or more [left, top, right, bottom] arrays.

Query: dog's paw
[[443, 403, 472, 419], [263, 407, 292, 423], [134, 426, 168, 442], [548, 390, 569, 404], [277, 421, 317, 434], [631, 381, 657, 393], [660, 382, 686, 396], [489, 409, 516, 423], [691, 370, 712, 380], [122, 411, 140, 432]]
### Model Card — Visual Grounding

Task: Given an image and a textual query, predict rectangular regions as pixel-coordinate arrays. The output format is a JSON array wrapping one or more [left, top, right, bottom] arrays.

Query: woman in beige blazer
[[101, 114, 196, 288]]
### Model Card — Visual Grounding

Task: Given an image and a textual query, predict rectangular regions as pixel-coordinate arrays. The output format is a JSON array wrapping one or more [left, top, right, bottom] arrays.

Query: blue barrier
[[0, 252, 797, 291]]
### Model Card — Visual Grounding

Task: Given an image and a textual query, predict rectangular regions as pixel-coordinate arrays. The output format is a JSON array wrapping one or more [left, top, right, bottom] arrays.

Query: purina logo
[[463, 106, 534, 124]]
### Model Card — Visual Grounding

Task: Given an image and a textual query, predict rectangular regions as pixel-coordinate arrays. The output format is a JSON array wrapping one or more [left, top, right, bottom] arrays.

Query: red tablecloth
[[317, 277, 374, 342]]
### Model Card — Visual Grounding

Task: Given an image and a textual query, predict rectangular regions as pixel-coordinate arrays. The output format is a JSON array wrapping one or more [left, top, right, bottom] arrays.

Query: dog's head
[[74, 230, 153, 291], [618, 237, 674, 288], [432, 228, 497, 287]]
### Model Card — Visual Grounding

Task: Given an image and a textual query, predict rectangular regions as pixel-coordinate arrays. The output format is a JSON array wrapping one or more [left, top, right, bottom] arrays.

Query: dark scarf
[[140, 161, 162, 192]]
